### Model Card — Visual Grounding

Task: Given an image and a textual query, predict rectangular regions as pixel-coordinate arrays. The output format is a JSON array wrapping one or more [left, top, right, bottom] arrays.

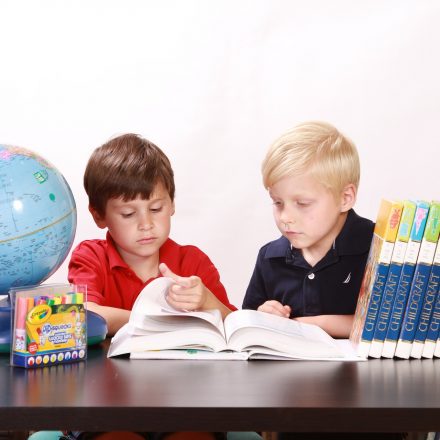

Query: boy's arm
[[294, 314, 354, 338], [86, 301, 131, 336]]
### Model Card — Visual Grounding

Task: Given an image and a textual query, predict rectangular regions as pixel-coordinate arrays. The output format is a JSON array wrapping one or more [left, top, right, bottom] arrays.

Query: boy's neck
[[124, 253, 160, 283], [132, 255, 160, 283], [301, 211, 348, 268]]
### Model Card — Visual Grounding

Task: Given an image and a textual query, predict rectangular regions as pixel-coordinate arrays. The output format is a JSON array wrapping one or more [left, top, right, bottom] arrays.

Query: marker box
[[10, 283, 87, 368]]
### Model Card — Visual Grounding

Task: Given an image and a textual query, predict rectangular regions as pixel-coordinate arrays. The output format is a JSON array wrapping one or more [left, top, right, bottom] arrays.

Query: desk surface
[[1, 340, 440, 432]]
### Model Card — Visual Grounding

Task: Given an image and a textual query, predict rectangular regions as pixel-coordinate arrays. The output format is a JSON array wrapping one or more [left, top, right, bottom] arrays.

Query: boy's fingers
[[159, 262, 175, 278], [272, 306, 289, 317], [258, 301, 290, 318], [167, 291, 199, 304], [267, 307, 288, 318], [187, 275, 201, 288], [268, 300, 285, 312], [159, 263, 191, 287]]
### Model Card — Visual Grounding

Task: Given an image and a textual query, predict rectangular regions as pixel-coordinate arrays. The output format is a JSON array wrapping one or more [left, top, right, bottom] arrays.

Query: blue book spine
[[381, 200, 430, 358], [411, 260, 440, 358], [360, 262, 391, 349], [395, 263, 432, 358], [395, 201, 440, 359], [369, 201, 416, 358], [421, 243, 440, 358], [382, 263, 417, 357], [351, 200, 403, 358], [369, 262, 403, 356]]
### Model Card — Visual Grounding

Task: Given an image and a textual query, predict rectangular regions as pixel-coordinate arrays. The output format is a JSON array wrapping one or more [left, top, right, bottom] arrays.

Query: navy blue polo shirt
[[242, 209, 374, 316]]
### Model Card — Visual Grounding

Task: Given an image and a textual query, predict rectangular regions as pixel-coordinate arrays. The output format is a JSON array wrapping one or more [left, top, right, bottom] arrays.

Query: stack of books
[[350, 199, 440, 359]]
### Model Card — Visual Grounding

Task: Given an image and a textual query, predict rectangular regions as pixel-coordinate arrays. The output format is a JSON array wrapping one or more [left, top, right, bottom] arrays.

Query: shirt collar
[[106, 232, 130, 270], [334, 209, 373, 256]]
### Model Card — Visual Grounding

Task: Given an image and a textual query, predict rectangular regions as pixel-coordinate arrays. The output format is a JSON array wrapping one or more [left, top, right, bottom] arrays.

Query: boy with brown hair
[[68, 133, 235, 337], [49, 133, 238, 440]]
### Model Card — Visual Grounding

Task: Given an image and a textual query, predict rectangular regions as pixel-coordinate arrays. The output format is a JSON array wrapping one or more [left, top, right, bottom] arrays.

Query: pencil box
[[0, 286, 107, 356]]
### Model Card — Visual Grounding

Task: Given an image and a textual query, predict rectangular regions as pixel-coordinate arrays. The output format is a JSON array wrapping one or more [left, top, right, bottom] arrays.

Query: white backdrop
[[1, 0, 439, 307]]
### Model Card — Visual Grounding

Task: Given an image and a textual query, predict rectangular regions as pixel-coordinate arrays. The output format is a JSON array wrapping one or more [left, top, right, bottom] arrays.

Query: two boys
[[64, 123, 401, 440], [70, 122, 372, 340]]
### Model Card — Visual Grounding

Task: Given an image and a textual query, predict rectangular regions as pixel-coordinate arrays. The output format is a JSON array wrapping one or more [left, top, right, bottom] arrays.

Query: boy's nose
[[139, 222, 153, 231], [138, 214, 153, 230], [279, 209, 295, 226]]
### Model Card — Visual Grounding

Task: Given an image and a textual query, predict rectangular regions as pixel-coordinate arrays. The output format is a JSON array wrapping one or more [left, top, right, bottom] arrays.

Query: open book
[[107, 278, 362, 361]]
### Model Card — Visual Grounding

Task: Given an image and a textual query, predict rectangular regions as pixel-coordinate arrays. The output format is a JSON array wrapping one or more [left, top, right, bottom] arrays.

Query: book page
[[130, 349, 249, 360], [224, 310, 346, 359], [108, 326, 229, 357], [129, 277, 225, 337], [129, 315, 225, 334], [247, 339, 363, 361]]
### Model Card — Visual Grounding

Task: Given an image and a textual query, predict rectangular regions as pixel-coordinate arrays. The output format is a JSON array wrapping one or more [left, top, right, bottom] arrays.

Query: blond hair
[[262, 121, 360, 196]]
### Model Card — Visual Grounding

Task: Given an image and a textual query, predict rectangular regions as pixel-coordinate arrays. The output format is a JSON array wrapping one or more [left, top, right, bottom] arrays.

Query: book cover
[[395, 201, 440, 359], [369, 200, 416, 358], [381, 201, 430, 358], [349, 199, 403, 358], [414, 240, 440, 358], [108, 277, 361, 361]]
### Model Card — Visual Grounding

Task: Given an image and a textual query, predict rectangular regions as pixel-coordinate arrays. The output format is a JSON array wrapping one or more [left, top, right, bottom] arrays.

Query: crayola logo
[[28, 304, 52, 325]]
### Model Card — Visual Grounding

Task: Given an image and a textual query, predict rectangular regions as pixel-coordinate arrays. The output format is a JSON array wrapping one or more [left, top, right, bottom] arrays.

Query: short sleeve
[[67, 242, 107, 305], [242, 249, 268, 310]]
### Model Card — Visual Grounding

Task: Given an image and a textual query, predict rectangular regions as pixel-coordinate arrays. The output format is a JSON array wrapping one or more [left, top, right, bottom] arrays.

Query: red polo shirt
[[68, 233, 236, 311]]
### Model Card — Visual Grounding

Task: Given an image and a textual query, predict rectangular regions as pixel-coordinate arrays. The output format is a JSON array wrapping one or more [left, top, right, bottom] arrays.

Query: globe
[[0, 144, 77, 294]]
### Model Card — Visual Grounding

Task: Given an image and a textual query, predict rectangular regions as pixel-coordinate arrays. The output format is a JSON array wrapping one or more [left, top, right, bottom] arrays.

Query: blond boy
[[243, 121, 374, 338]]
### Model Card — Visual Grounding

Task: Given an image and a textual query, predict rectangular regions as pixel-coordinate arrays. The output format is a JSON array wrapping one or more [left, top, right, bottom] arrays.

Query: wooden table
[[1, 340, 440, 433]]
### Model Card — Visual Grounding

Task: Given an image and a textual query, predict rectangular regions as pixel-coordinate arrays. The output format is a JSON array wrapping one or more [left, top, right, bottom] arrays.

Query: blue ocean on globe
[[0, 144, 77, 294]]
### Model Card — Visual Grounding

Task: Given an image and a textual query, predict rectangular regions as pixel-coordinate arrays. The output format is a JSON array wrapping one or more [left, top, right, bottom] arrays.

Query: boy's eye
[[297, 201, 311, 207], [150, 206, 163, 213], [121, 212, 134, 218]]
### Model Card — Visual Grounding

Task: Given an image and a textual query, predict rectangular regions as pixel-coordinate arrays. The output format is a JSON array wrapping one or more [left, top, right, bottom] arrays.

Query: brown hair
[[84, 133, 175, 216]]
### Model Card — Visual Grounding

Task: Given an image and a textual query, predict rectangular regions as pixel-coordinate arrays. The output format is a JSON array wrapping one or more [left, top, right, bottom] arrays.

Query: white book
[[108, 278, 363, 361]]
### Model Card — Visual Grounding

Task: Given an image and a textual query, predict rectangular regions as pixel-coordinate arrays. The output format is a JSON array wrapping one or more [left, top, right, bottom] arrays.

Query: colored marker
[[26, 297, 35, 313], [14, 297, 28, 352], [72, 293, 84, 304], [62, 294, 72, 304]]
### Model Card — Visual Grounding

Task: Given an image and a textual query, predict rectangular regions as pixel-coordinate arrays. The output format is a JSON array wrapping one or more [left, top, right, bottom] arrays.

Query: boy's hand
[[159, 263, 208, 312], [258, 300, 291, 318]]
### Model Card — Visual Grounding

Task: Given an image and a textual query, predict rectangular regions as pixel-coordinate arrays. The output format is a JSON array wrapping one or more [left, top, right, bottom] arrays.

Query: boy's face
[[90, 183, 174, 267], [269, 173, 354, 263]]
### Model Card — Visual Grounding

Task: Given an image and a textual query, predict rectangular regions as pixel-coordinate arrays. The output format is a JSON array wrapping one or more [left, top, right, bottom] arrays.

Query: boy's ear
[[89, 205, 107, 229], [340, 184, 357, 213], [171, 200, 175, 216]]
